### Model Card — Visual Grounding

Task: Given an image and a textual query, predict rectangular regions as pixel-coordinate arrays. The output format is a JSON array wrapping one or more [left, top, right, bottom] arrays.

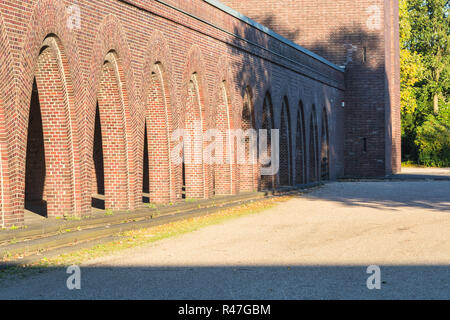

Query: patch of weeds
[[152, 212, 161, 219], [64, 214, 82, 221], [105, 209, 114, 216], [185, 198, 197, 203], [146, 203, 157, 210]]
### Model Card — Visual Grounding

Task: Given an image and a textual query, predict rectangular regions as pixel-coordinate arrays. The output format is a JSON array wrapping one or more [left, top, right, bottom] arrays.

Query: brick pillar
[[97, 61, 130, 211], [295, 104, 306, 185]]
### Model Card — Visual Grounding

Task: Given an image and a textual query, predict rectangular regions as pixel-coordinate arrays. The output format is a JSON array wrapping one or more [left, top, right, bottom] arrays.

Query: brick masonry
[[221, 0, 402, 177], [0, 0, 399, 227]]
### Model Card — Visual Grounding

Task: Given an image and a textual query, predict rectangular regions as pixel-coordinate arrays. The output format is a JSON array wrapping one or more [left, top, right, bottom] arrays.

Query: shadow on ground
[[299, 181, 450, 212], [0, 265, 449, 299]]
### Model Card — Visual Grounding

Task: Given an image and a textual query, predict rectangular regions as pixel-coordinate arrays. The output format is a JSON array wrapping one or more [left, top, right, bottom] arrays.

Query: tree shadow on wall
[[229, 20, 395, 179]]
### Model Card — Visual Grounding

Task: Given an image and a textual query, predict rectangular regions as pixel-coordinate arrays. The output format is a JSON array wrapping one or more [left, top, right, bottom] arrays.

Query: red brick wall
[[221, 0, 402, 177], [0, 0, 345, 226]]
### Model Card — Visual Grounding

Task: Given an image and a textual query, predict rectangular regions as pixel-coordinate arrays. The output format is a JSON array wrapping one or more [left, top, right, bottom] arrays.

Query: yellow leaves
[[400, 46, 424, 115]]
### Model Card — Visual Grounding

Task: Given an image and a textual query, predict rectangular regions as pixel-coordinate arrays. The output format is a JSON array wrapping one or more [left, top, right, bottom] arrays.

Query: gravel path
[[1, 181, 449, 299]]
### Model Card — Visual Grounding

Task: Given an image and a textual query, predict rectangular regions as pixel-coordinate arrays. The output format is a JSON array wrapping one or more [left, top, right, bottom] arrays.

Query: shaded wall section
[[220, 0, 401, 176], [0, 0, 345, 226]]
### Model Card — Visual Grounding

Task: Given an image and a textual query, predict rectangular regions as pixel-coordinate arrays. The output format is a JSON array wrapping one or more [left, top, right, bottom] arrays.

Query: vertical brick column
[[97, 61, 130, 211], [295, 103, 306, 185], [214, 82, 234, 195], [239, 88, 257, 192], [320, 108, 330, 180], [308, 108, 319, 183], [260, 93, 275, 190], [184, 78, 206, 199], [279, 98, 291, 186], [146, 70, 172, 204], [32, 46, 74, 217]]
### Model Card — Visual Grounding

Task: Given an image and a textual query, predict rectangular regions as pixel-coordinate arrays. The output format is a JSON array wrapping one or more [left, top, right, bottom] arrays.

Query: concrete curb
[[0, 186, 318, 266], [0, 192, 267, 244]]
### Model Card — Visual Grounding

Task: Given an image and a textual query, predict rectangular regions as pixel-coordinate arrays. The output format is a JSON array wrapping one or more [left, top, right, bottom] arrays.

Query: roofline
[[203, 0, 345, 73]]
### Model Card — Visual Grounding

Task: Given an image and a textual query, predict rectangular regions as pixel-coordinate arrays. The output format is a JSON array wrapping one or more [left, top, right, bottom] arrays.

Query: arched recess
[[279, 97, 292, 186], [14, 0, 84, 221], [213, 80, 237, 195], [183, 74, 207, 199], [141, 31, 177, 204], [181, 46, 210, 200], [143, 63, 174, 204], [239, 87, 257, 193], [23, 36, 79, 218], [295, 101, 307, 185], [320, 107, 330, 181], [93, 51, 133, 211], [260, 92, 275, 190], [87, 15, 138, 212], [309, 105, 319, 183]]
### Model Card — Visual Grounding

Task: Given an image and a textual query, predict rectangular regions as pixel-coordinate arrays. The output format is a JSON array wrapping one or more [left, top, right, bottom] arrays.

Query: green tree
[[400, 0, 449, 166], [400, 0, 424, 118], [407, 0, 449, 114]]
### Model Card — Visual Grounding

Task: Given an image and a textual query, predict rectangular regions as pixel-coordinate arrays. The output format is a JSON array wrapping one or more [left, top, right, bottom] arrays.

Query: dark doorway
[[143, 121, 150, 203], [25, 79, 47, 217], [309, 113, 318, 183], [295, 103, 306, 185], [182, 155, 186, 199], [92, 103, 105, 209]]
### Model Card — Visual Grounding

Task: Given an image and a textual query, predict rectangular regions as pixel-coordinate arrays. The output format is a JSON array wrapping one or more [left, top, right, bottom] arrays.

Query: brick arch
[[279, 97, 292, 186], [212, 57, 237, 195], [239, 86, 258, 193], [295, 101, 307, 185], [180, 45, 210, 199], [251, 70, 273, 131], [23, 41, 76, 217], [93, 51, 135, 211], [12, 0, 84, 221], [308, 105, 319, 183], [87, 15, 139, 210], [0, 12, 13, 227], [250, 79, 273, 191], [260, 91, 275, 190], [141, 31, 177, 204], [320, 106, 330, 180]]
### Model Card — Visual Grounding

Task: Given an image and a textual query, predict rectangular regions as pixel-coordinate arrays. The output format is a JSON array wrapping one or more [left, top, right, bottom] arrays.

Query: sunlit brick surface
[[0, 0, 398, 226]]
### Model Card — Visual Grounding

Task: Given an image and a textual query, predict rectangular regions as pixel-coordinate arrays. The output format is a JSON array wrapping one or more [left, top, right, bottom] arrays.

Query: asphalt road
[[1, 180, 449, 299]]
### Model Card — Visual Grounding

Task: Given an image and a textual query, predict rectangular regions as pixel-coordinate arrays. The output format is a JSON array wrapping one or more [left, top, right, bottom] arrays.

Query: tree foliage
[[400, 0, 450, 166]]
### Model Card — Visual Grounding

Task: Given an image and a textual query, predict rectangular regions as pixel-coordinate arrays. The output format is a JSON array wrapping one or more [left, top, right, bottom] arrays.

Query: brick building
[[0, 0, 400, 227]]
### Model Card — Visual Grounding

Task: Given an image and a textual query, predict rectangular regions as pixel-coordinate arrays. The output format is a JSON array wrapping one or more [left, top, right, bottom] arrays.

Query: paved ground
[[389, 167, 450, 180], [1, 179, 449, 299]]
